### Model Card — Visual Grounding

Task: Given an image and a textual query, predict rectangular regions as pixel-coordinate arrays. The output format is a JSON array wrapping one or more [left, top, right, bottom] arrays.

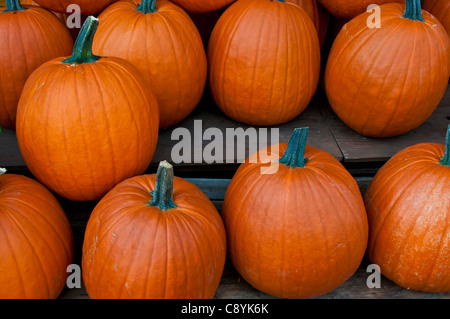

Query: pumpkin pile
[[0, 0, 449, 299]]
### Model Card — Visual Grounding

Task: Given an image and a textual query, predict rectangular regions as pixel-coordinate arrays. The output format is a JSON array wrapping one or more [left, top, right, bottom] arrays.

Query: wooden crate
[[1, 83, 449, 299]]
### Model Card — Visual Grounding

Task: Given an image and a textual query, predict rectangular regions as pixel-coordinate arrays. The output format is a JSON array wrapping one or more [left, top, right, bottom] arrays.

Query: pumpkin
[[93, 0, 207, 129], [364, 124, 450, 292], [20, 0, 88, 40], [32, 0, 117, 14], [0, 168, 74, 299], [221, 128, 369, 298], [422, 0, 450, 37], [82, 160, 227, 299], [289, 0, 330, 48], [16, 16, 160, 202], [208, 0, 321, 126], [324, 0, 450, 138], [0, 0, 73, 130], [318, 0, 404, 20], [170, 0, 236, 14]]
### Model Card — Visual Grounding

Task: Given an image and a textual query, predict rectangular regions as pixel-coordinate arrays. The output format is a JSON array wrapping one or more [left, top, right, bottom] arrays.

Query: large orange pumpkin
[[82, 161, 227, 299], [0, 169, 74, 299], [16, 17, 160, 202], [32, 0, 117, 14], [222, 128, 369, 298], [170, 0, 235, 14], [0, 0, 73, 130], [422, 0, 450, 37], [325, 0, 450, 138], [93, 0, 207, 129], [289, 0, 330, 48], [208, 0, 321, 126], [318, 0, 404, 20], [364, 125, 450, 292]]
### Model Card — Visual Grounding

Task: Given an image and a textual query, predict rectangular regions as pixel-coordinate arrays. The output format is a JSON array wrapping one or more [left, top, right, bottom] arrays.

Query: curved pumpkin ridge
[[210, 0, 319, 126], [369, 167, 449, 291], [94, 0, 205, 128], [330, 20, 406, 132], [0, 176, 73, 298]]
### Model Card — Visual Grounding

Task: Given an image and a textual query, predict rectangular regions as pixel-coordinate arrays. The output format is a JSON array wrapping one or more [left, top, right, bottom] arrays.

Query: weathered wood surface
[[56, 177, 450, 300], [2, 85, 449, 174]]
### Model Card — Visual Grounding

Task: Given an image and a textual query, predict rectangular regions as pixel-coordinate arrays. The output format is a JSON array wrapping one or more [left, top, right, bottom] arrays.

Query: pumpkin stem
[[0, 168, 6, 177], [137, 0, 157, 13], [403, 0, 424, 22], [148, 161, 178, 211], [439, 124, 450, 167], [62, 16, 101, 65], [3, 0, 26, 12], [279, 128, 309, 168]]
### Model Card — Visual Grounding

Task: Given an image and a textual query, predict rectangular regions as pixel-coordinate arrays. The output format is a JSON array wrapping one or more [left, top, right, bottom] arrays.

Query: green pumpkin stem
[[137, 0, 157, 13], [439, 124, 450, 167], [279, 128, 309, 168], [149, 161, 178, 211], [62, 16, 101, 65], [403, 0, 424, 22], [3, 0, 26, 12]]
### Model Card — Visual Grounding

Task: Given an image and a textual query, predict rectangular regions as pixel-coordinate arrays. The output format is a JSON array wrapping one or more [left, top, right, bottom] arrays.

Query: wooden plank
[[323, 84, 450, 163], [0, 90, 343, 172]]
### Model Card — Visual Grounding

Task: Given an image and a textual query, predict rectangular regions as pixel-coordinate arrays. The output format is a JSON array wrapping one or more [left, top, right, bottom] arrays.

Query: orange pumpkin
[[32, 0, 117, 14], [82, 161, 227, 299], [0, 0, 73, 130], [325, 0, 450, 138], [289, 0, 330, 48], [93, 0, 207, 129], [208, 0, 321, 126], [318, 0, 404, 19], [16, 17, 160, 202], [364, 125, 450, 292], [222, 128, 369, 298], [0, 169, 74, 299], [422, 0, 450, 37], [170, 0, 235, 14]]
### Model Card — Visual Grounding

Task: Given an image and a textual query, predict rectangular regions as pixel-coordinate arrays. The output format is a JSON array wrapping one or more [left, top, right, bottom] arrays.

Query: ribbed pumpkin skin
[[93, 0, 207, 129], [82, 174, 227, 299], [364, 143, 450, 292], [318, 0, 404, 19], [289, 0, 329, 48], [423, 0, 450, 37], [170, 0, 235, 14], [222, 145, 368, 298], [0, 5, 73, 130], [208, 0, 321, 126], [0, 174, 74, 299], [16, 57, 159, 202], [325, 3, 450, 138], [32, 0, 117, 14]]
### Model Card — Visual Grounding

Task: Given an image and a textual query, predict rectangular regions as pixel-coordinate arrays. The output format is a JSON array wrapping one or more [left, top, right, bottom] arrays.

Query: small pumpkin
[[16, 16, 160, 201], [289, 0, 330, 48], [0, 168, 74, 299], [0, 0, 73, 130], [422, 0, 450, 37], [93, 0, 207, 129], [318, 0, 404, 20], [364, 125, 450, 292], [82, 161, 227, 299], [208, 0, 321, 126], [325, 0, 450, 138], [32, 0, 117, 14], [222, 128, 369, 298], [170, 0, 236, 14]]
